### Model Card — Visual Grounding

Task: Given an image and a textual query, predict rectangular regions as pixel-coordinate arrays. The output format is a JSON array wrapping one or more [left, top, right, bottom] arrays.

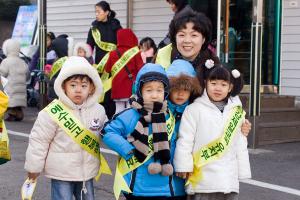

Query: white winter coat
[[25, 56, 107, 181], [174, 90, 251, 194], [0, 39, 29, 107]]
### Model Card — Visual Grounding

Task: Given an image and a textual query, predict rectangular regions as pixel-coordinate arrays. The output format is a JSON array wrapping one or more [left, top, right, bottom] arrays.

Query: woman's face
[[168, 2, 177, 12], [176, 22, 205, 61], [95, 6, 109, 22]]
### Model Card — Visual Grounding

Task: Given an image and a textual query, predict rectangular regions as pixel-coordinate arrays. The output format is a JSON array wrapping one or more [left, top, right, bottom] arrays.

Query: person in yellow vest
[[174, 63, 251, 200], [155, 9, 252, 135], [87, 1, 122, 64], [24, 56, 107, 200]]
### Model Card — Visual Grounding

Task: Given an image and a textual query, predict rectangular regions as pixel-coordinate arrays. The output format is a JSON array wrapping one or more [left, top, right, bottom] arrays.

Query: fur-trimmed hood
[[166, 59, 202, 98], [73, 42, 92, 57], [54, 56, 102, 109], [2, 39, 20, 57]]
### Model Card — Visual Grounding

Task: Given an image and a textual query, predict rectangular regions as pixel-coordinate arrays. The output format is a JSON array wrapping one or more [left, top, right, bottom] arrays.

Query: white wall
[[280, 0, 300, 96], [47, 0, 127, 43]]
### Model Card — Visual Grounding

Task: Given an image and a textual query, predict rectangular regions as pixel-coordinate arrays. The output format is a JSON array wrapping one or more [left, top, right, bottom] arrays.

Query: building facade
[[46, 0, 300, 96]]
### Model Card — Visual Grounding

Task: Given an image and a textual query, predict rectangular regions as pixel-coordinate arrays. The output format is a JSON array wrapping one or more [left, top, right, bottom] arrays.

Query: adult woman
[[87, 1, 122, 64], [156, 9, 252, 134], [158, 0, 193, 49]]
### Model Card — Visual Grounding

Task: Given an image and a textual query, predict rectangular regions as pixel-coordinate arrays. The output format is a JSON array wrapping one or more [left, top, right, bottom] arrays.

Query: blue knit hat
[[134, 63, 169, 99], [166, 59, 196, 78]]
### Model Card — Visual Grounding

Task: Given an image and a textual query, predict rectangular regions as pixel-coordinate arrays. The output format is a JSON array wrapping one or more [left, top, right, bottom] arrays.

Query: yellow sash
[[0, 119, 10, 165], [98, 46, 140, 103], [44, 99, 112, 180], [49, 57, 68, 80], [187, 106, 245, 188], [0, 91, 8, 117], [113, 111, 176, 200], [155, 44, 172, 70], [95, 52, 110, 74], [92, 28, 117, 52]]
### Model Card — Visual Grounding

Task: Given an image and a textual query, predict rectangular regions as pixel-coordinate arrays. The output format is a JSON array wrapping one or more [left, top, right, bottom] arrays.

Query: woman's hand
[[241, 119, 252, 136]]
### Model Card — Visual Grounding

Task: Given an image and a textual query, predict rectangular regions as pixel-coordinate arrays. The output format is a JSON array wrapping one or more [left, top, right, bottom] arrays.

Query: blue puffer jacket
[[102, 63, 186, 197]]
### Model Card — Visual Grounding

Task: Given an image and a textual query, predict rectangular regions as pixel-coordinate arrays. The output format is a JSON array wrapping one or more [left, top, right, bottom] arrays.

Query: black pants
[[102, 90, 116, 120], [124, 194, 186, 200]]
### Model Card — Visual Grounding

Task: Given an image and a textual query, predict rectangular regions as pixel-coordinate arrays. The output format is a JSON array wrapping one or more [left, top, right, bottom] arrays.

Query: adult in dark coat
[[87, 1, 122, 64]]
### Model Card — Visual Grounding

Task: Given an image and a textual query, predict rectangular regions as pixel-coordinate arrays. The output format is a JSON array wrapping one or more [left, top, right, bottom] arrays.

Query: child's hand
[[176, 172, 191, 179], [241, 119, 252, 136], [28, 172, 40, 181]]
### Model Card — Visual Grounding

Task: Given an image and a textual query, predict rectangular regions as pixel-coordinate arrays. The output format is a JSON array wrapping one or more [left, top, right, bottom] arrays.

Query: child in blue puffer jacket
[[102, 63, 187, 200]]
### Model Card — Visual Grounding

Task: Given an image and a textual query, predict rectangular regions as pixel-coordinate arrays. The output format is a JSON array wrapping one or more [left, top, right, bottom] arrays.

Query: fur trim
[[2, 39, 20, 56], [73, 42, 92, 57], [54, 56, 102, 108], [169, 74, 202, 97]]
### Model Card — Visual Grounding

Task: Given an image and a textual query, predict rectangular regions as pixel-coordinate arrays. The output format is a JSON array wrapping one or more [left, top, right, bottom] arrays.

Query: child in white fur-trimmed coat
[[174, 62, 251, 200]]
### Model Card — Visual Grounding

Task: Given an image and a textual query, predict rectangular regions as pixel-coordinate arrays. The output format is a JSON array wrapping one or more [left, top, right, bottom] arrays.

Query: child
[[25, 56, 107, 200], [104, 28, 144, 117], [0, 39, 29, 121], [101, 63, 184, 200], [139, 37, 157, 63], [174, 62, 251, 200], [166, 59, 203, 199], [73, 42, 94, 64]]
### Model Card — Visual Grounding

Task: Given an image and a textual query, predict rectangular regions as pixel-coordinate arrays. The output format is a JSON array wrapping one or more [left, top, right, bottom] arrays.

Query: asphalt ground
[[1, 107, 299, 200]]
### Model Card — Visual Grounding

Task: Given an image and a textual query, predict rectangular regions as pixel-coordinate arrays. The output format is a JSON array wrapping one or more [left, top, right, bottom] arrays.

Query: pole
[[249, 0, 263, 148], [216, 0, 221, 58], [38, 0, 47, 109], [224, 0, 229, 63]]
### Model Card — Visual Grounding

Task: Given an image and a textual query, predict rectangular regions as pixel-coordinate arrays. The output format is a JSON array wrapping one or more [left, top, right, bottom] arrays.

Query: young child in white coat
[[25, 56, 107, 200], [174, 61, 251, 200]]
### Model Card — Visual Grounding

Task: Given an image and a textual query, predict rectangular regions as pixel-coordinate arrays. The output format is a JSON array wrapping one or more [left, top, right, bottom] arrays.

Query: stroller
[[0, 48, 6, 64]]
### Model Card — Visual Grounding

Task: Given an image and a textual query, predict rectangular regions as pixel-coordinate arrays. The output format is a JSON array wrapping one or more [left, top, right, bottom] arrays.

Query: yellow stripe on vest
[[49, 57, 68, 80], [92, 28, 117, 52], [44, 99, 112, 180], [113, 111, 176, 200], [187, 106, 245, 188]]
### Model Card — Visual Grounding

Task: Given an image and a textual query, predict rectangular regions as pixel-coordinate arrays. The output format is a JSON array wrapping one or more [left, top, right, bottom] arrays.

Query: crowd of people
[[0, 1, 252, 200]]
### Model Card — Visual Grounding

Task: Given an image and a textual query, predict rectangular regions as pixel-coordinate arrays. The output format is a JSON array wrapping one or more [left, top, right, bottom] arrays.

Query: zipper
[[78, 108, 87, 199], [129, 169, 137, 192], [169, 175, 174, 196]]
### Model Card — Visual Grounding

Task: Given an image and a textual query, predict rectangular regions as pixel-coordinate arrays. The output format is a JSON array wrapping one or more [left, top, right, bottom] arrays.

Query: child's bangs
[[207, 67, 231, 83]]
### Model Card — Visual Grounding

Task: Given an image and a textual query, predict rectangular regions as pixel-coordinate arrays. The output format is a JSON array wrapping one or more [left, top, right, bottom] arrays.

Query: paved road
[[1, 107, 300, 200]]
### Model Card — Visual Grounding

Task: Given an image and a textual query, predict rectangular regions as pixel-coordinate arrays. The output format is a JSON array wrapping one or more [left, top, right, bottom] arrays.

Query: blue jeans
[[51, 179, 95, 200]]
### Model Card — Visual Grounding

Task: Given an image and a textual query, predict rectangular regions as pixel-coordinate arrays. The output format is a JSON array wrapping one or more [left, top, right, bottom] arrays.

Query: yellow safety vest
[[155, 44, 172, 70]]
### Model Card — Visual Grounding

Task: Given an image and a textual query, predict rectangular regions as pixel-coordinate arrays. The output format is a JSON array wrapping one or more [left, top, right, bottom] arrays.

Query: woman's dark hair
[[169, 9, 212, 51], [47, 32, 56, 40], [139, 37, 157, 55], [166, 0, 188, 13], [95, 1, 116, 19], [204, 65, 244, 97]]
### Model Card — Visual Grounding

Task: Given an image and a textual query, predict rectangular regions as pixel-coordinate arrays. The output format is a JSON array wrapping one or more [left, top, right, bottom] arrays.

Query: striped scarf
[[128, 98, 170, 164]]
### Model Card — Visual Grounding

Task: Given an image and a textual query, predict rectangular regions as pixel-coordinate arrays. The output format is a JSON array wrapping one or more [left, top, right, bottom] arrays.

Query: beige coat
[[25, 56, 107, 181], [0, 39, 29, 107]]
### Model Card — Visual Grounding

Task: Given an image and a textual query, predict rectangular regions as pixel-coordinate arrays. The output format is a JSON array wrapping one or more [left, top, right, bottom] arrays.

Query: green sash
[[98, 46, 140, 103], [49, 57, 68, 80], [92, 28, 117, 52], [113, 111, 176, 199], [187, 106, 245, 188], [44, 99, 112, 180]]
